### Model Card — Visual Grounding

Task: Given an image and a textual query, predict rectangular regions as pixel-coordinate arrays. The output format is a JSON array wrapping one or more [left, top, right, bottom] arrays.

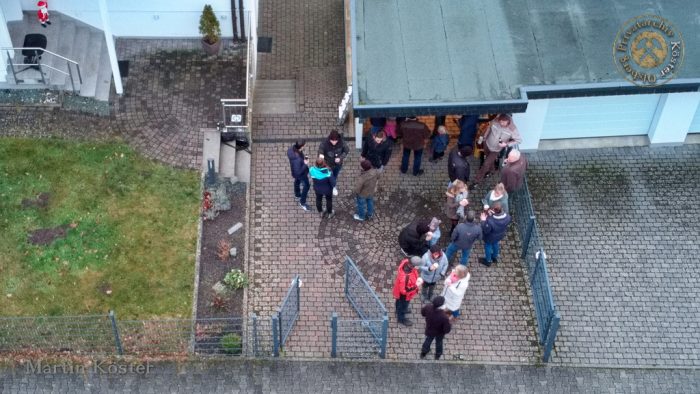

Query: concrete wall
[[690, 101, 700, 133], [17, 0, 238, 37]]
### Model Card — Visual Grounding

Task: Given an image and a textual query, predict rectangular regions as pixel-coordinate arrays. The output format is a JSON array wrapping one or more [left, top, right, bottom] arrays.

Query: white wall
[[0, 0, 22, 21], [19, 0, 238, 37], [690, 101, 700, 134]]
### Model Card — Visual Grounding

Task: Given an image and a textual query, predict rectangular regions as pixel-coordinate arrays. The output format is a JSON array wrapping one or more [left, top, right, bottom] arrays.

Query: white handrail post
[[98, 0, 123, 95]]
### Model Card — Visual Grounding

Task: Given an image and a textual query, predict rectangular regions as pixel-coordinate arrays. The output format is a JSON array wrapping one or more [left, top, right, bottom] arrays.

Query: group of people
[[286, 114, 529, 360]]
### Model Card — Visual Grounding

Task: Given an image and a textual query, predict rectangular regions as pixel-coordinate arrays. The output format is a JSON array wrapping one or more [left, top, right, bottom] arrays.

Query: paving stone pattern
[[2, 360, 699, 393], [526, 145, 700, 367], [249, 142, 539, 362], [0, 39, 247, 170], [253, 0, 345, 140]]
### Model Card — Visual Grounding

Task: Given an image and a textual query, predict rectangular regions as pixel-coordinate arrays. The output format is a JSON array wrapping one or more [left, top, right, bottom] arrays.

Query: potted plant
[[199, 4, 221, 55]]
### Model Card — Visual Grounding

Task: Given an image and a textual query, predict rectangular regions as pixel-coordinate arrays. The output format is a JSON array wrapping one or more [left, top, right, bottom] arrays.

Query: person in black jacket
[[447, 146, 472, 184], [420, 295, 451, 360], [318, 129, 350, 196], [479, 202, 512, 266], [287, 139, 311, 211], [398, 219, 432, 257], [361, 131, 393, 170]]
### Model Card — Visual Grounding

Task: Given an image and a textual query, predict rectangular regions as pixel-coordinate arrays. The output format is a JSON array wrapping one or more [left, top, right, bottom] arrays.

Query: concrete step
[[253, 97, 296, 103], [255, 79, 296, 88], [93, 40, 113, 101], [253, 102, 297, 114], [78, 31, 104, 98], [53, 19, 76, 88], [65, 26, 90, 93]]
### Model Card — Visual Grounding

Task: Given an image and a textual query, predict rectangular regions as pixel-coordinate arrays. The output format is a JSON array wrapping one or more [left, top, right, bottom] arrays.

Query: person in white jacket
[[440, 265, 471, 319]]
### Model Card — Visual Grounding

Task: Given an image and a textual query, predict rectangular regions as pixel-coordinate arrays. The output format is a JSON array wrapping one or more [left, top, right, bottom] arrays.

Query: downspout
[[98, 0, 123, 95]]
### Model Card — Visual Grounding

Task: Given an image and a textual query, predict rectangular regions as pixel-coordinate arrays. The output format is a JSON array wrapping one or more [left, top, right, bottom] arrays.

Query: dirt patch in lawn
[[21, 192, 51, 209], [196, 181, 246, 319], [27, 224, 70, 245]]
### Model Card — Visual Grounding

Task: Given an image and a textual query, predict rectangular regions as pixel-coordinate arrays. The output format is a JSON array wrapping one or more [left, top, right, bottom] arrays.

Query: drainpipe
[[98, 0, 123, 95]]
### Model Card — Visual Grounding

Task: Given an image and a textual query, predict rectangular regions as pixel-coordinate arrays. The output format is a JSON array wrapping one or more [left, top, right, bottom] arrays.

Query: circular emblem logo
[[613, 15, 684, 86]]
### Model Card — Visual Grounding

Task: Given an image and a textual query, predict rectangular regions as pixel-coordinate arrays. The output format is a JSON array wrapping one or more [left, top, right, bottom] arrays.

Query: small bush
[[220, 333, 242, 355], [223, 269, 248, 290], [211, 295, 226, 311]]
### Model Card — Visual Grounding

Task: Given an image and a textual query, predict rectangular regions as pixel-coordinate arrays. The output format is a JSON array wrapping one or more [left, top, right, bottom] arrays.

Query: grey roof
[[352, 0, 700, 108]]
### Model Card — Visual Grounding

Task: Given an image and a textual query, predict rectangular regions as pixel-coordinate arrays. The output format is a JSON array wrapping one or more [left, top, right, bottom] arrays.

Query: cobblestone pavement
[[253, 0, 345, 140], [249, 143, 539, 362], [0, 39, 247, 169], [526, 145, 700, 367], [2, 360, 699, 393]]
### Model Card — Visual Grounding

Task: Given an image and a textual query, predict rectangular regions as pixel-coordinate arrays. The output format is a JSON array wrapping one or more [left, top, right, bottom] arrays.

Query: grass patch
[[0, 138, 200, 318]]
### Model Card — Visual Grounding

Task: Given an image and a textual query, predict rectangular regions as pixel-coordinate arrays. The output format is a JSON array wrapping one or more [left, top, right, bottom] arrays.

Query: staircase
[[253, 80, 297, 114], [2, 11, 112, 101]]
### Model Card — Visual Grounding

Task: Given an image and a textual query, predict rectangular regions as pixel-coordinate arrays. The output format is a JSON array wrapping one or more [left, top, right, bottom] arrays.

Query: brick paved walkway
[[2, 360, 699, 393], [249, 0, 537, 362], [0, 39, 246, 169], [526, 145, 700, 367]]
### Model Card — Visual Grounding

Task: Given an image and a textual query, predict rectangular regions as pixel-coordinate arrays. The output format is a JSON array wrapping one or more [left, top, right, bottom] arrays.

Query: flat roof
[[352, 0, 700, 114]]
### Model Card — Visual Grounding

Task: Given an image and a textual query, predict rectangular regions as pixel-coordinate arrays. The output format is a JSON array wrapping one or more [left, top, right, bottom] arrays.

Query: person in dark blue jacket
[[310, 158, 337, 219], [457, 115, 479, 149], [287, 139, 311, 211], [479, 202, 511, 266]]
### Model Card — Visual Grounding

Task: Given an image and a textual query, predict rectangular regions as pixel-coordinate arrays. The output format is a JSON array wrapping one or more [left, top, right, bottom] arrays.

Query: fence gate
[[510, 177, 561, 362], [331, 256, 388, 358], [271, 275, 301, 356]]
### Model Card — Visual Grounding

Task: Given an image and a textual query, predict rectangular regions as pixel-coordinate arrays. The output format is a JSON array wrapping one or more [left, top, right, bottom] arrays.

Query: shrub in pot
[[199, 4, 221, 55]]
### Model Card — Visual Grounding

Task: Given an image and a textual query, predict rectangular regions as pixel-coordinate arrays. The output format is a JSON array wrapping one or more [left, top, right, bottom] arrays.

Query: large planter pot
[[202, 39, 221, 55]]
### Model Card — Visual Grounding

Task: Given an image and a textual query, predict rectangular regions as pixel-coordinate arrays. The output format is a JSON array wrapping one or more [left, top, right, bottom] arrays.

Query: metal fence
[[334, 256, 389, 358], [510, 177, 561, 362], [271, 275, 301, 356], [0, 312, 249, 357]]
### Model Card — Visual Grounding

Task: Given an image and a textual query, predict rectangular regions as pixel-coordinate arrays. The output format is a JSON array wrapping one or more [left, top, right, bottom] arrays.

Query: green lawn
[[0, 138, 200, 318]]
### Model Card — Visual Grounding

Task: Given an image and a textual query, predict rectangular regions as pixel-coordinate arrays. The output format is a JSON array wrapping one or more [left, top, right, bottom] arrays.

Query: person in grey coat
[[445, 210, 482, 266], [419, 245, 449, 302]]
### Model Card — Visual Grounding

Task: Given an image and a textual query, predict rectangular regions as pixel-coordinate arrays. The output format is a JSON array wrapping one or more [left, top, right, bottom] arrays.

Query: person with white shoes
[[318, 129, 349, 196]]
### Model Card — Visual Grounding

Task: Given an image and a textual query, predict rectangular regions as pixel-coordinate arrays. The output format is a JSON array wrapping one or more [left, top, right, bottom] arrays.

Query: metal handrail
[[0, 46, 80, 65]]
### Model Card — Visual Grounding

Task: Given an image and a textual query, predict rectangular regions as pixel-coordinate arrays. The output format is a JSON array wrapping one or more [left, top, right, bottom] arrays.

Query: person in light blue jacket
[[419, 245, 449, 302]]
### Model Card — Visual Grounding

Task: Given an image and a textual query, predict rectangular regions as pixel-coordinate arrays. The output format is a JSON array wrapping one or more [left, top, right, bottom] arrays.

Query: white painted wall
[[18, 0, 238, 37], [689, 101, 700, 133], [541, 94, 661, 139], [512, 99, 548, 151], [0, 5, 9, 82], [646, 92, 700, 144], [0, 0, 22, 21]]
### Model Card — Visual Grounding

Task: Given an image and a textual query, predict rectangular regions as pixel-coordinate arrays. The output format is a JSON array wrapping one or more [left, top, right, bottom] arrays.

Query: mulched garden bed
[[196, 181, 247, 320]]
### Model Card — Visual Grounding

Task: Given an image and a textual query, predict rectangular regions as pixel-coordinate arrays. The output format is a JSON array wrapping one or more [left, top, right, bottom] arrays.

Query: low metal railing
[[510, 177, 561, 362], [2, 47, 82, 94]]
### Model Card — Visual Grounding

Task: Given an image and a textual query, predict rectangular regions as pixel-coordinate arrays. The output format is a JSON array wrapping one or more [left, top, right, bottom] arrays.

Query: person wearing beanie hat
[[392, 256, 424, 326], [352, 159, 379, 221], [287, 139, 310, 211], [420, 295, 451, 360], [37, 1, 51, 27], [398, 218, 433, 257]]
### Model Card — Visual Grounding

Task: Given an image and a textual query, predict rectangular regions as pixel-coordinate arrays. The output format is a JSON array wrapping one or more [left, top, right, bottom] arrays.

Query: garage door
[[541, 94, 661, 139], [689, 103, 700, 133]]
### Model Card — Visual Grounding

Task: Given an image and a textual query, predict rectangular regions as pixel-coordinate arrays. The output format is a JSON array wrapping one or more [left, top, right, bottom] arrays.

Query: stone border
[[191, 172, 205, 321]]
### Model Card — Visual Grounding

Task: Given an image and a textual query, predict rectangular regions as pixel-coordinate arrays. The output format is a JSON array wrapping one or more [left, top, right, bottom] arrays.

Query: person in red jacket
[[37, 1, 51, 28], [392, 256, 423, 326]]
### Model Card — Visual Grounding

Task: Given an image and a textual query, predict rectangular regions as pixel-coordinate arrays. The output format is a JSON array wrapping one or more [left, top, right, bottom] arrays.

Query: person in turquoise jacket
[[310, 159, 336, 219]]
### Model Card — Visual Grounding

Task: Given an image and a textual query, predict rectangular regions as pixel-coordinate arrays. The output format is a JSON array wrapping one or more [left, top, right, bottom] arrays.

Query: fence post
[[379, 315, 389, 359], [296, 276, 301, 314], [330, 312, 338, 358], [251, 313, 258, 357], [543, 311, 561, 362], [108, 310, 123, 355], [521, 216, 536, 260], [271, 314, 280, 357], [344, 258, 350, 298]]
